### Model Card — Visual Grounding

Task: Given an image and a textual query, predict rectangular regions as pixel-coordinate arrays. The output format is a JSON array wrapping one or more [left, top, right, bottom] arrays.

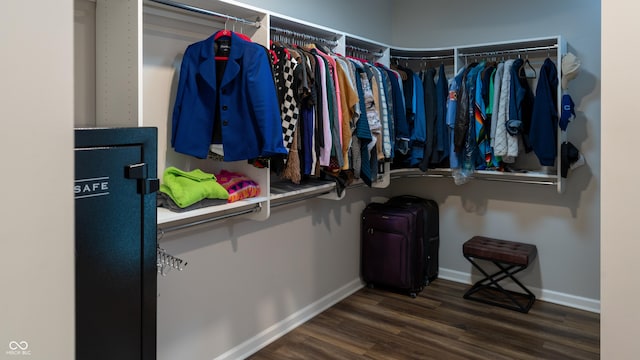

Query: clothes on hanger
[[171, 30, 287, 161]]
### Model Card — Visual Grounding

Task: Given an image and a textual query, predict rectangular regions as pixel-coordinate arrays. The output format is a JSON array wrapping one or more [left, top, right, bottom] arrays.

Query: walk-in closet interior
[[70, 0, 601, 358]]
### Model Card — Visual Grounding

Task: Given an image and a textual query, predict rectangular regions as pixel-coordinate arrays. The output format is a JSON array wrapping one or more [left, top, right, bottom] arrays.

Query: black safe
[[74, 127, 159, 360]]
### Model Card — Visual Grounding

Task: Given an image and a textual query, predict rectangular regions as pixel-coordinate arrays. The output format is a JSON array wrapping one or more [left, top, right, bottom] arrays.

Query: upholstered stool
[[462, 236, 537, 313]]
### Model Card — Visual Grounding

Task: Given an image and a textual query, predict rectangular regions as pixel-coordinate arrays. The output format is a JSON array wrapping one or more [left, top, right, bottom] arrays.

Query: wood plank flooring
[[247, 279, 599, 360]]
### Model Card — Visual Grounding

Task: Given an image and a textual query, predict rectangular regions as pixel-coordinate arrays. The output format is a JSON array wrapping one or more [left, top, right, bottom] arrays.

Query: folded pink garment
[[215, 170, 260, 203]]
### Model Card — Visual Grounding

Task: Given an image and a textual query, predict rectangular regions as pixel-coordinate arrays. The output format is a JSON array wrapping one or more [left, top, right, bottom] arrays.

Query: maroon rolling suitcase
[[386, 195, 440, 285], [361, 202, 425, 298]]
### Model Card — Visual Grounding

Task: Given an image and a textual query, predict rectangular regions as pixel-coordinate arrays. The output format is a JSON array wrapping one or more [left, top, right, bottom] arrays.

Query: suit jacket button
[[222, 105, 228, 111], [222, 120, 229, 126]]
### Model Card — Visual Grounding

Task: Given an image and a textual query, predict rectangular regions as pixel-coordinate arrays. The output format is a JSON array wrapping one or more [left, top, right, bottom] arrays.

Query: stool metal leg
[[463, 256, 536, 313]]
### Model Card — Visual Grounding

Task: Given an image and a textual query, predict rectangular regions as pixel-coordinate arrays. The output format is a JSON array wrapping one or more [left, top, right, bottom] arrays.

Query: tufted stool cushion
[[463, 236, 537, 266]]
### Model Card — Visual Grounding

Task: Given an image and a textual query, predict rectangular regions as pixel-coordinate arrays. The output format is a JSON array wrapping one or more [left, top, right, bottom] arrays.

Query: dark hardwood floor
[[247, 279, 599, 360]]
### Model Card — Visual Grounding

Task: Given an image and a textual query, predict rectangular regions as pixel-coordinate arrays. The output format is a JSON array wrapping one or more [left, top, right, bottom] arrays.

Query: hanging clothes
[[489, 62, 504, 160], [453, 63, 477, 154], [366, 63, 392, 161], [409, 71, 427, 167], [313, 53, 333, 167], [447, 66, 466, 170], [419, 67, 437, 171], [529, 58, 559, 167], [271, 42, 300, 153], [432, 63, 449, 166], [494, 59, 519, 162], [379, 64, 409, 158], [474, 63, 491, 170], [377, 65, 396, 160], [508, 58, 535, 153], [351, 61, 374, 186], [334, 56, 359, 170], [460, 62, 484, 176]]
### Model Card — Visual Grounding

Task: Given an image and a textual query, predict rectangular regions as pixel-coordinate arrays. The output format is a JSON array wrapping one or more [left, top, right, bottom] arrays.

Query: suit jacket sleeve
[[171, 47, 192, 149], [246, 45, 287, 158]]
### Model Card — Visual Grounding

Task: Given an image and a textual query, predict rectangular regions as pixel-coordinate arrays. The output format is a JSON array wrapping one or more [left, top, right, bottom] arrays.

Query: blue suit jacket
[[171, 31, 287, 160]]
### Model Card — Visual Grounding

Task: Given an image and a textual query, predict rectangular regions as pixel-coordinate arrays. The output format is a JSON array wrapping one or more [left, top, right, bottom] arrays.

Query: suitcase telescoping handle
[[388, 195, 424, 205]]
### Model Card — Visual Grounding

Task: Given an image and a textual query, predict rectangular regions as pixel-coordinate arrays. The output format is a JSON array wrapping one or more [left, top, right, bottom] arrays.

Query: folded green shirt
[[159, 166, 229, 208]]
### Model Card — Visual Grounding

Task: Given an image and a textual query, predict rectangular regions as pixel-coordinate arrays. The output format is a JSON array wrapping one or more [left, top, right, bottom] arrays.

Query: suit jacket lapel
[[220, 32, 243, 89], [198, 34, 218, 90]]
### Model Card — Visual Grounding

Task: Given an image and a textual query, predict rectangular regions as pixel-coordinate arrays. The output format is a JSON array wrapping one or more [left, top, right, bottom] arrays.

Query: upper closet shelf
[[145, 0, 262, 28]]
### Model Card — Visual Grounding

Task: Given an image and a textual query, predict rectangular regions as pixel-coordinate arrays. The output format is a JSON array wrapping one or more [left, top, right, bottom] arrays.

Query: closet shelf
[[144, 0, 262, 28], [270, 179, 337, 208], [390, 168, 559, 186], [157, 196, 265, 229]]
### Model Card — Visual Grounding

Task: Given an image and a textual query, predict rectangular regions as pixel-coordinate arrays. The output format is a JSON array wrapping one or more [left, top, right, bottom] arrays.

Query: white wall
[[0, 1, 75, 359], [601, 0, 640, 358], [389, 0, 601, 306]]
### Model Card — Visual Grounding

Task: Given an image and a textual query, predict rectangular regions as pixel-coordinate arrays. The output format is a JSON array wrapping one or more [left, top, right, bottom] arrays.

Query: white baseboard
[[438, 268, 601, 313], [215, 278, 364, 360]]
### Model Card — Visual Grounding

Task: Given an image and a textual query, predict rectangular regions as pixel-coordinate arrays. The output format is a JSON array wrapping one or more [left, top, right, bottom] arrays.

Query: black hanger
[[519, 55, 537, 79]]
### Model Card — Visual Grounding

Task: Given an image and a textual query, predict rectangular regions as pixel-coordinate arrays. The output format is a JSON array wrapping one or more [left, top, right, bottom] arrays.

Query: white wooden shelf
[[270, 179, 337, 207], [157, 196, 264, 228]]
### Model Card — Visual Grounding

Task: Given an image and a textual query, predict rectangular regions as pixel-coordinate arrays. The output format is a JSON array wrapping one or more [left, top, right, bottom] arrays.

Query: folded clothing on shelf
[[160, 167, 229, 208], [215, 169, 260, 203]]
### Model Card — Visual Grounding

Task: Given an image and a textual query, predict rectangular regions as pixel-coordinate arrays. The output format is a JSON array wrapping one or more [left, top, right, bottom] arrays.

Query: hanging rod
[[390, 170, 557, 186], [157, 204, 261, 235], [270, 190, 333, 209], [346, 44, 384, 58], [147, 0, 261, 28], [391, 54, 455, 61], [458, 44, 558, 58], [270, 26, 338, 47]]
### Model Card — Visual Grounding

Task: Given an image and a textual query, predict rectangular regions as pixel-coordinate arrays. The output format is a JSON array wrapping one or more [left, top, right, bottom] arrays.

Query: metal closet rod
[[391, 54, 455, 60], [346, 44, 383, 58], [270, 26, 338, 47], [458, 44, 558, 58], [148, 0, 261, 28], [157, 204, 261, 236]]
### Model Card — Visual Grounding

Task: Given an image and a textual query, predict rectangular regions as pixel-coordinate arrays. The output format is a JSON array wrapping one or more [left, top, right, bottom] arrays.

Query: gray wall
[[157, 188, 387, 359], [234, 0, 393, 44], [389, 0, 602, 303]]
